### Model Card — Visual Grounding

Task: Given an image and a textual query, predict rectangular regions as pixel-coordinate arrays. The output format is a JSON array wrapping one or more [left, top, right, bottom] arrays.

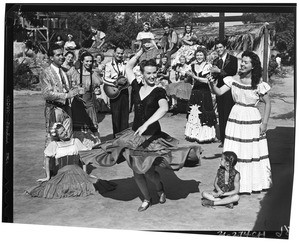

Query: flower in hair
[[50, 122, 62, 137]]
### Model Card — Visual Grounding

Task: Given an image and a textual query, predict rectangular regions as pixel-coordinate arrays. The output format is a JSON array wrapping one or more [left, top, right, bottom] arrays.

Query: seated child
[[201, 151, 240, 208]]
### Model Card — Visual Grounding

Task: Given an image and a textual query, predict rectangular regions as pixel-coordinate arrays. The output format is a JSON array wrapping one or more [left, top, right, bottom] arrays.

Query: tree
[[106, 12, 139, 48], [242, 13, 295, 57], [138, 12, 168, 28], [168, 12, 193, 27]]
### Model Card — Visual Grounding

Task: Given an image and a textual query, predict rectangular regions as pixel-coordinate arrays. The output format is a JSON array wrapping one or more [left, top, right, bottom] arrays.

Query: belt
[[236, 102, 256, 107], [46, 100, 68, 108], [57, 155, 79, 169]]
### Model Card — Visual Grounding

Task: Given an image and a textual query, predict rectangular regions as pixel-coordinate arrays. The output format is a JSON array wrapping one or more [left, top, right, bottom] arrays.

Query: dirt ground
[[12, 67, 295, 234]]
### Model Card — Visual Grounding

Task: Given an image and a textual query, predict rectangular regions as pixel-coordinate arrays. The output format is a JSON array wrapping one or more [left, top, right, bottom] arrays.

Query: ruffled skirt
[[73, 130, 101, 149], [185, 89, 217, 142], [223, 104, 272, 193], [139, 45, 161, 62], [185, 124, 216, 143], [79, 128, 203, 174], [26, 165, 97, 198], [171, 44, 199, 66]]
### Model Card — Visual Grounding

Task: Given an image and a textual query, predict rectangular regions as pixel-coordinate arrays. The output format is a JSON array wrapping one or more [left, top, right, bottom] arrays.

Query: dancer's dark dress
[[79, 79, 203, 174]]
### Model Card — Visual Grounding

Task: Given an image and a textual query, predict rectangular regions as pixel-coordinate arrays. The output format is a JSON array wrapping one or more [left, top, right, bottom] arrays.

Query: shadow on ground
[[271, 110, 294, 120], [102, 168, 200, 204], [202, 153, 222, 160], [253, 126, 295, 231]]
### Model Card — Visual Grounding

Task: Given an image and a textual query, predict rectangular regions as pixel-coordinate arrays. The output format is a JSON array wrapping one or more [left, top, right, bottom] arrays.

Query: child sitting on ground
[[202, 151, 240, 208]]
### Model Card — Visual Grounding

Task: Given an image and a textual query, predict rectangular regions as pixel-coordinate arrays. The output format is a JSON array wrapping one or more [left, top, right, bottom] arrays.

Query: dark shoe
[[158, 192, 166, 204], [225, 203, 234, 209], [169, 104, 177, 111], [201, 199, 214, 207], [138, 199, 152, 212]]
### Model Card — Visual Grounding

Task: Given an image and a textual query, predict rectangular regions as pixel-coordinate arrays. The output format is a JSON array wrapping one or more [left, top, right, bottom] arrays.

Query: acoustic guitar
[[103, 75, 130, 99]]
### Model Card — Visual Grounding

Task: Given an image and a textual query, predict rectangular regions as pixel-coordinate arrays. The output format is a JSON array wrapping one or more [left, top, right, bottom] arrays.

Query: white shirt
[[51, 64, 70, 90], [221, 52, 227, 67], [104, 59, 126, 83], [64, 41, 76, 49]]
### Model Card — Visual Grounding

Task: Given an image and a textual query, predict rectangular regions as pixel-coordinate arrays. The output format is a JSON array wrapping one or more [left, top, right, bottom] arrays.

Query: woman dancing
[[125, 49, 202, 211], [80, 48, 202, 212], [208, 51, 272, 193]]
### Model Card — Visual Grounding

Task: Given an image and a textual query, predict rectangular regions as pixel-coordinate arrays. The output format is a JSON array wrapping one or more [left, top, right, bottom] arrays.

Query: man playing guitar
[[103, 45, 129, 137]]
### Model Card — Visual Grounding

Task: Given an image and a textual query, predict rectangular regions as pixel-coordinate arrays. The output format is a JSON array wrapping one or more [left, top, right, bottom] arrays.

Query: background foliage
[[12, 11, 294, 89], [14, 11, 295, 54]]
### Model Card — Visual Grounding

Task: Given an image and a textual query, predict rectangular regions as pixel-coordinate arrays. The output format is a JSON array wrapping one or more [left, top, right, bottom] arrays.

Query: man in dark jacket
[[211, 40, 238, 147]]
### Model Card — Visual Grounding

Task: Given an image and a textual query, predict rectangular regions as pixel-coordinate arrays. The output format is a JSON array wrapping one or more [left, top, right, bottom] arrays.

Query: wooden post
[[79, 31, 82, 46], [263, 24, 269, 82], [46, 27, 49, 50], [219, 12, 225, 41], [192, 13, 253, 42]]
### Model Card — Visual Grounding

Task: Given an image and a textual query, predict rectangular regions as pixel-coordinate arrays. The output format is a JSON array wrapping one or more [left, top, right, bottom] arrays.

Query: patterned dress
[[223, 76, 272, 193], [26, 139, 96, 198], [171, 32, 199, 67], [185, 62, 217, 143]]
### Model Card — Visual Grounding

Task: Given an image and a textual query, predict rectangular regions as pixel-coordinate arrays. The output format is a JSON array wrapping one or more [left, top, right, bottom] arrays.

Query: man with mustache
[[103, 45, 129, 137], [40, 44, 79, 170]]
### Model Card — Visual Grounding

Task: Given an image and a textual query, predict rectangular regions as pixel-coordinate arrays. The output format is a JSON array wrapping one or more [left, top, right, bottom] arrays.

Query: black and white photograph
[[1, 1, 298, 243]]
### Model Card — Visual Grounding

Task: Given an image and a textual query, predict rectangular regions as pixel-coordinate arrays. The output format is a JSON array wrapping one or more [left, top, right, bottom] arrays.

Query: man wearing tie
[[40, 44, 79, 149], [211, 40, 238, 147], [104, 45, 129, 137]]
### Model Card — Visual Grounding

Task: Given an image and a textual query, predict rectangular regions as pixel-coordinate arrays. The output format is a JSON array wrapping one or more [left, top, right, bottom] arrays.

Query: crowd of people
[[25, 22, 273, 212]]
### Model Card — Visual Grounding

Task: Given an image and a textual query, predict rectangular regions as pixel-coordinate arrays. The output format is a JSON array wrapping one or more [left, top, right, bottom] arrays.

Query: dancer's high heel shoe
[[157, 184, 166, 204], [138, 199, 152, 212], [158, 192, 166, 204]]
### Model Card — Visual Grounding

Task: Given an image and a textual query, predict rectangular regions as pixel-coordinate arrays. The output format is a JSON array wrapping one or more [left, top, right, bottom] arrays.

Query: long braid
[[223, 151, 238, 168], [90, 70, 93, 92], [79, 57, 83, 86]]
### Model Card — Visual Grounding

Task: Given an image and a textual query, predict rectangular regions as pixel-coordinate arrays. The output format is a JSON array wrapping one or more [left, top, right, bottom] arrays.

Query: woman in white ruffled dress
[[208, 50, 272, 194]]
